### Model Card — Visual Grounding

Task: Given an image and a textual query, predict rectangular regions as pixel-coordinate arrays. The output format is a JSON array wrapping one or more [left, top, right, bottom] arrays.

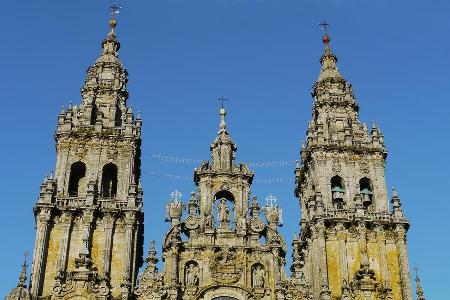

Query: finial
[[414, 267, 426, 300], [18, 251, 28, 288], [265, 194, 278, 207], [319, 19, 330, 47], [217, 97, 229, 134], [295, 160, 300, 169], [109, 3, 121, 31], [170, 189, 182, 202], [392, 186, 398, 197]]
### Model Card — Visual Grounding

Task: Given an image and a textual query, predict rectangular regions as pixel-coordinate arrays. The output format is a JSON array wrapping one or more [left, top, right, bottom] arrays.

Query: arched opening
[[68, 161, 86, 197], [359, 177, 374, 210], [214, 190, 235, 229], [251, 263, 266, 288], [101, 163, 118, 198], [331, 175, 345, 209], [212, 298, 239, 300], [184, 260, 200, 287]]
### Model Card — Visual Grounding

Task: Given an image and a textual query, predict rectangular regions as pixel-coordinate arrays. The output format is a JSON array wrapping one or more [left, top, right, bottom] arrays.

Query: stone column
[[395, 225, 413, 300], [30, 208, 52, 297], [375, 226, 390, 284], [81, 210, 95, 254], [123, 212, 136, 281], [102, 213, 115, 277], [337, 224, 349, 283], [56, 211, 73, 272]]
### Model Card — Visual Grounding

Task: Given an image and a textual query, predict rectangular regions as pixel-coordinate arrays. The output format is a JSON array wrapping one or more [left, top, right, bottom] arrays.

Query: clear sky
[[0, 0, 448, 298]]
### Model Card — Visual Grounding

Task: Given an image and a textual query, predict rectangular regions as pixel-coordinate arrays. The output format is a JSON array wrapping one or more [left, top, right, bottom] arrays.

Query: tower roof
[[317, 34, 345, 82]]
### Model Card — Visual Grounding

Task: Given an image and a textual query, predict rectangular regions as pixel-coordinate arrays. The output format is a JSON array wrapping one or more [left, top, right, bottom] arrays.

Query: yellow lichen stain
[[326, 240, 341, 299], [386, 242, 402, 300], [346, 240, 360, 280], [110, 226, 126, 298], [91, 223, 104, 275], [367, 241, 381, 281], [42, 224, 61, 296], [67, 223, 82, 271]]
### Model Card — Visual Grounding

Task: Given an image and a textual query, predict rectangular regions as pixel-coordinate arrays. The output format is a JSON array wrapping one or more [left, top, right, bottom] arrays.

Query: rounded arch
[[184, 260, 200, 287], [214, 190, 235, 202], [331, 175, 345, 208], [68, 161, 86, 197], [251, 263, 266, 288], [197, 285, 251, 300], [359, 177, 374, 209], [101, 163, 118, 197]]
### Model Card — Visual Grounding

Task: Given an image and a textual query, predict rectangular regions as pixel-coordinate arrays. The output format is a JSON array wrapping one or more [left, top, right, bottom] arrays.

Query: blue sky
[[0, 0, 448, 298]]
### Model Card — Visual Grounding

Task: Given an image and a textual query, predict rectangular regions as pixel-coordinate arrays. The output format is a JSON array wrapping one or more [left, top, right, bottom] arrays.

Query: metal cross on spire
[[218, 96, 228, 109], [110, 3, 121, 19], [319, 19, 330, 33], [23, 251, 29, 265], [265, 194, 278, 207], [170, 189, 183, 202]]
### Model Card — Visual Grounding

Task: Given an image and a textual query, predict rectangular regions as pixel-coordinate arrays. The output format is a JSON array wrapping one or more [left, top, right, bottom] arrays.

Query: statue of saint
[[252, 266, 265, 288], [186, 263, 199, 286], [217, 198, 230, 225]]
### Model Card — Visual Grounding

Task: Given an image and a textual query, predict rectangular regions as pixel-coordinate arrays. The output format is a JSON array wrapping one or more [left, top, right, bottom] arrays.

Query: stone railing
[[55, 197, 87, 209], [98, 198, 128, 209], [322, 208, 393, 222], [54, 196, 128, 210]]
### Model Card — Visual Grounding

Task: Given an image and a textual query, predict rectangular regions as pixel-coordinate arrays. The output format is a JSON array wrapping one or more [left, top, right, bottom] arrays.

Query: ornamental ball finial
[[109, 18, 117, 29], [322, 34, 330, 45]]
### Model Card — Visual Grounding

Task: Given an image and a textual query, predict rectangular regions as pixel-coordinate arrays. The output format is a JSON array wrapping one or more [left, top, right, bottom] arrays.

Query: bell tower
[[29, 10, 143, 300], [293, 31, 413, 300]]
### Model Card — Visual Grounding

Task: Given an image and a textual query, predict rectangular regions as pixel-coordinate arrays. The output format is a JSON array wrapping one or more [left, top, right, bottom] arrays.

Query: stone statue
[[217, 198, 230, 225], [252, 266, 265, 288], [186, 264, 199, 286]]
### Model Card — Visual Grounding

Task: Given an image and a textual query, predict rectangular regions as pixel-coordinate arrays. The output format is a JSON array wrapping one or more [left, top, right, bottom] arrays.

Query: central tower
[[135, 108, 287, 300]]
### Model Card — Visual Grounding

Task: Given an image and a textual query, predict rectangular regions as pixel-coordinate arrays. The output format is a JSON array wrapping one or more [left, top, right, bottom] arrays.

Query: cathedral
[[5, 12, 427, 300]]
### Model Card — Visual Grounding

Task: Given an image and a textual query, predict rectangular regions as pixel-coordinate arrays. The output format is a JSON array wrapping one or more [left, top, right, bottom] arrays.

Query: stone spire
[[415, 268, 426, 300], [5, 256, 31, 300], [317, 33, 344, 82], [78, 8, 129, 128], [210, 107, 237, 171]]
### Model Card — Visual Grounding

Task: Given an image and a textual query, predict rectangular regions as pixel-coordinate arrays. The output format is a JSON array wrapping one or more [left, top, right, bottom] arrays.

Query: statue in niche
[[186, 263, 199, 286], [236, 215, 247, 231], [217, 198, 230, 226], [252, 265, 265, 288]]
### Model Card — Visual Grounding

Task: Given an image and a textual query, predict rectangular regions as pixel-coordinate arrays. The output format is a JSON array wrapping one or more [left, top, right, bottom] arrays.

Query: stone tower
[[292, 33, 413, 300], [134, 108, 288, 300], [29, 15, 144, 300]]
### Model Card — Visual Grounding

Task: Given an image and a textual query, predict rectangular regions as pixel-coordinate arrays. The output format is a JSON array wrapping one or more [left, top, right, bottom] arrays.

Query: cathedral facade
[[5, 14, 425, 300]]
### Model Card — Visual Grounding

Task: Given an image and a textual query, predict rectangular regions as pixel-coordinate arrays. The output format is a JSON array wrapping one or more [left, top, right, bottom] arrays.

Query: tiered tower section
[[134, 109, 289, 300], [292, 34, 413, 300], [30, 17, 143, 300]]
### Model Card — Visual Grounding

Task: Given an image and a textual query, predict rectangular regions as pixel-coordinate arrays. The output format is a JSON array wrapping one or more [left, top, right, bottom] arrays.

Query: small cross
[[110, 3, 121, 19], [265, 194, 278, 207], [218, 96, 228, 109], [319, 19, 330, 33], [170, 189, 183, 202], [24, 251, 29, 266]]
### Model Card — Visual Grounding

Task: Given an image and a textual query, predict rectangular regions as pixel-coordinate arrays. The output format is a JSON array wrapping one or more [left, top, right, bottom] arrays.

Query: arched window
[[214, 190, 235, 229], [68, 161, 86, 197], [359, 177, 374, 210], [101, 163, 118, 197], [331, 176, 345, 209]]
